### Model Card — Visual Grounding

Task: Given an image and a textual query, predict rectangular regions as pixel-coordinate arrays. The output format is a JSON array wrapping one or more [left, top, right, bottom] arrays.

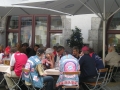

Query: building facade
[[0, 15, 71, 49]]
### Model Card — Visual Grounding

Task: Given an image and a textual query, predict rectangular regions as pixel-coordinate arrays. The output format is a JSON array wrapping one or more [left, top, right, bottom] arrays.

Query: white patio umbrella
[[0, 0, 70, 21], [15, 0, 120, 64]]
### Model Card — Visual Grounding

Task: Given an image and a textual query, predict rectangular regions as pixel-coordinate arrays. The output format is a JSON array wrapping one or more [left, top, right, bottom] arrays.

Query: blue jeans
[[43, 76, 54, 90]]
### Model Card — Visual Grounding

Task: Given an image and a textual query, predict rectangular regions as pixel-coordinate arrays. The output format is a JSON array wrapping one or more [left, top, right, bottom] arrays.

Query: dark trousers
[[43, 76, 54, 90]]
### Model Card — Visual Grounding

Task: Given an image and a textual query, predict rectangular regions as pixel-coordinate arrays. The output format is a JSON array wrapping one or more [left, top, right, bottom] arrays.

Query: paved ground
[[0, 73, 120, 90]]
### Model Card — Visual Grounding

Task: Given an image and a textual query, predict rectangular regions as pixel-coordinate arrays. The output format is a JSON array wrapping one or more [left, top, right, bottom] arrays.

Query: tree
[[67, 27, 83, 49]]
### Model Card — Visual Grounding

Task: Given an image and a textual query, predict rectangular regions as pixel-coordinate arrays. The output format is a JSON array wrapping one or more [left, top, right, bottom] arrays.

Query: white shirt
[[10, 53, 16, 66], [0, 53, 4, 60], [55, 54, 61, 68]]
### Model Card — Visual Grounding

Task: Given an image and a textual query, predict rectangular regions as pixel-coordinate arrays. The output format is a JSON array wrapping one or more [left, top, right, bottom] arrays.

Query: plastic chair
[[62, 71, 80, 90], [84, 68, 108, 90]]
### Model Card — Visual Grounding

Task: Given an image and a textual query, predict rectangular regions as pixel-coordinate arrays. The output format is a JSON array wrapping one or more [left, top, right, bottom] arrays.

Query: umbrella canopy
[[0, 0, 69, 21], [15, 0, 120, 64]]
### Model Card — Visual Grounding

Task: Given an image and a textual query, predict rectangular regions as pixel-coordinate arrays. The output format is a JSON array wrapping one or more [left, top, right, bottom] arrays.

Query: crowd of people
[[0, 43, 119, 90]]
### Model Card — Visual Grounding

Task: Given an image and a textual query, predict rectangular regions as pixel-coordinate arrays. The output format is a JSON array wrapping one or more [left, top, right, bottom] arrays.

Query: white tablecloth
[[44, 68, 60, 75], [0, 64, 11, 74]]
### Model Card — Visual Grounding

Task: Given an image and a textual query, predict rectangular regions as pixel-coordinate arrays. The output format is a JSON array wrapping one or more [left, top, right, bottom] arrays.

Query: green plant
[[67, 27, 83, 49]]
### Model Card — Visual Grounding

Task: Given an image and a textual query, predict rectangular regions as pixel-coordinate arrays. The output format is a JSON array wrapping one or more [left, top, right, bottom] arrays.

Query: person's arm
[[0, 53, 3, 64], [10, 54, 16, 71], [36, 64, 46, 76], [104, 53, 111, 62]]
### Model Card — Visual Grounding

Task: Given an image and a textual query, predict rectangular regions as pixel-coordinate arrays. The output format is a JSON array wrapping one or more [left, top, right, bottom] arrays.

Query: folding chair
[[62, 71, 80, 90], [10, 73, 22, 90], [84, 68, 108, 90], [112, 62, 120, 81], [99, 66, 114, 90], [22, 68, 46, 90]]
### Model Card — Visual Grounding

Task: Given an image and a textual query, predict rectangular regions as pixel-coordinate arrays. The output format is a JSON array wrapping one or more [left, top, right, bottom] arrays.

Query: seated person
[[4, 47, 28, 90], [54, 46, 64, 69], [0, 46, 11, 64], [28, 44, 39, 57], [89, 48, 104, 71], [105, 46, 120, 81], [56, 51, 80, 89], [79, 46, 97, 83], [105, 46, 120, 68], [23, 48, 54, 90], [42, 48, 54, 69], [72, 46, 80, 60]]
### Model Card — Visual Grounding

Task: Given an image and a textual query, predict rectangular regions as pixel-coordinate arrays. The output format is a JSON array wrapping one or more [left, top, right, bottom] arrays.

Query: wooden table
[[0, 64, 10, 74], [44, 68, 60, 75]]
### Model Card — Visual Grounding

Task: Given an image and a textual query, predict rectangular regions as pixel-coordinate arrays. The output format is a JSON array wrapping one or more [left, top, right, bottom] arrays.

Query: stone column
[[0, 17, 7, 47], [88, 17, 101, 53]]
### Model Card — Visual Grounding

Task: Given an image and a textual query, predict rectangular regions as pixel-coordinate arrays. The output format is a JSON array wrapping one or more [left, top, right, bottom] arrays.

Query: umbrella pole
[[102, 0, 106, 66], [0, 7, 14, 22]]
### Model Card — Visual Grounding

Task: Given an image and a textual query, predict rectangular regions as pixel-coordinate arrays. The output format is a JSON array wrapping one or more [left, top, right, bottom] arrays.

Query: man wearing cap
[[4, 47, 28, 90], [24, 48, 54, 90], [79, 46, 97, 83], [0, 46, 11, 64]]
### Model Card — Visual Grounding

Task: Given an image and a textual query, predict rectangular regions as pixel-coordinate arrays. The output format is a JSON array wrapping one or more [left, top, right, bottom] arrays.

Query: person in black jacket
[[28, 44, 39, 57], [79, 46, 97, 83]]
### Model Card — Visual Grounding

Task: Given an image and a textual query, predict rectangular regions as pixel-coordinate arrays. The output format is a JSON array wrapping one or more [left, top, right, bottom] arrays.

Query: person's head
[[16, 43, 21, 48], [45, 48, 54, 58], [22, 43, 29, 49], [89, 48, 94, 53], [81, 46, 89, 54], [72, 46, 79, 56], [0, 45, 3, 51], [4, 46, 11, 55], [34, 44, 39, 52], [108, 46, 115, 53], [53, 46, 57, 51], [36, 48, 45, 59], [56, 46, 64, 55], [10, 47, 17, 55]]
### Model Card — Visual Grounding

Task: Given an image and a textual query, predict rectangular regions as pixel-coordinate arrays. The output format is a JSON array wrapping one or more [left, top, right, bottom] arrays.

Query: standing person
[[72, 46, 80, 60], [24, 48, 54, 90], [79, 46, 97, 83], [0, 46, 11, 64], [4, 47, 28, 90], [28, 44, 39, 57], [54, 46, 64, 68]]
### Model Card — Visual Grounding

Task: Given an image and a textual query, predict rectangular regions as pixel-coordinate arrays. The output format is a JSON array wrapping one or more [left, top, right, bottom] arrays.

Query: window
[[6, 15, 63, 48], [108, 34, 120, 53], [9, 16, 19, 29], [8, 33, 18, 47], [51, 16, 62, 30], [20, 17, 32, 46], [50, 33, 63, 47], [109, 12, 120, 30], [35, 17, 47, 47]]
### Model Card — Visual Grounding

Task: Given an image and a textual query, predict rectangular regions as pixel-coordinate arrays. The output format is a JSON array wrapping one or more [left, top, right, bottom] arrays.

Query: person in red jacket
[[4, 47, 28, 90]]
